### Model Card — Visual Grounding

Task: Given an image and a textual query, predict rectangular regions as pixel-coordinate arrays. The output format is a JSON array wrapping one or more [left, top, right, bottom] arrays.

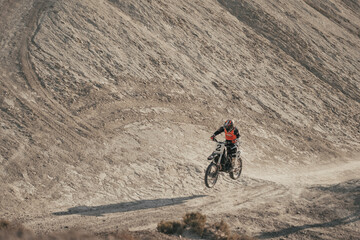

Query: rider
[[210, 120, 240, 171]]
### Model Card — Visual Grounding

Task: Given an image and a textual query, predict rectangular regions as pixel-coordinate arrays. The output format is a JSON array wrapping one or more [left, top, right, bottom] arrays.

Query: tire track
[[18, 0, 97, 142], [1, 0, 100, 146]]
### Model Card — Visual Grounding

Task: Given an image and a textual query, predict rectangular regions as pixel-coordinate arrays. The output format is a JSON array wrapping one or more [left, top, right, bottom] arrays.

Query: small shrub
[[183, 212, 207, 235], [157, 221, 184, 235], [211, 221, 257, 240], [0, 220, 35, 240], [157, 213, 257, 240], [214, 220, 230, 236], [0, 220, 10, 230]]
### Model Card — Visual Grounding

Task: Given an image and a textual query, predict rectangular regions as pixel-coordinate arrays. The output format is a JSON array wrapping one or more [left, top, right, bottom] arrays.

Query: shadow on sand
[[259, 211, 360, 239], [52, 195, 206, 217]]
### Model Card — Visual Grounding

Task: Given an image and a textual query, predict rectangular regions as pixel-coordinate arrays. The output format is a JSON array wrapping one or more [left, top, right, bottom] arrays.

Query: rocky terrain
[[0, 0, 359, 239]]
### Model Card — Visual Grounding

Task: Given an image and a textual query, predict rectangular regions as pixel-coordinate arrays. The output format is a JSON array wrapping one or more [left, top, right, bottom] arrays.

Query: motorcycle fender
[[208, 153, 219, 161]]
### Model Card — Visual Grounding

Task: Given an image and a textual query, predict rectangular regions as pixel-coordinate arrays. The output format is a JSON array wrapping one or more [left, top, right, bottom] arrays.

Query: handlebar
[[211, 137, 239, 145], [212, 138, 225, 144]]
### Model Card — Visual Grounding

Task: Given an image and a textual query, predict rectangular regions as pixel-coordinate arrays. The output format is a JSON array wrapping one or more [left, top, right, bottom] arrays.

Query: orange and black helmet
[[224, 120, 234, 131]]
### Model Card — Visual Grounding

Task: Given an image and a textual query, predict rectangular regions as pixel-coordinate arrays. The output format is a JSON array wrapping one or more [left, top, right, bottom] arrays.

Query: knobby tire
[[205, 162, 219, 188], [229, 156, 242, 180]]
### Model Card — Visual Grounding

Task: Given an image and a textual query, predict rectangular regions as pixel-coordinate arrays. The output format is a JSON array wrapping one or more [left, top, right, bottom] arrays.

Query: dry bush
[[183, 212, 207, 235], [158, 213, 257, 240], [156, 220, 184, 235], [0, 220, 139, 240], [207, 220, 257, 240], [214, 220, 230, 236], [0, 219, 35, 240], [0, 220, 99, 240], [0, 220, 10, 230]]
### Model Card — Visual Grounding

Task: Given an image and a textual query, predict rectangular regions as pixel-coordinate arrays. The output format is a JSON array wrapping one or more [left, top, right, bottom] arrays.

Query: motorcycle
[[205, 138, 243, 188]]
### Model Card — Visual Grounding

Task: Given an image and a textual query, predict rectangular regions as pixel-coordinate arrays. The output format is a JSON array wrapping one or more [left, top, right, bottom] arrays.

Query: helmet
[[224, 120, 234, 131]]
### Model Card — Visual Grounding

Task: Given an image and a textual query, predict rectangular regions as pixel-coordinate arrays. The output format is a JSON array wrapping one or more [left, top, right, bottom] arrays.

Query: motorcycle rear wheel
[[230, 156, 242, 180], [205, 162, 219, 188]]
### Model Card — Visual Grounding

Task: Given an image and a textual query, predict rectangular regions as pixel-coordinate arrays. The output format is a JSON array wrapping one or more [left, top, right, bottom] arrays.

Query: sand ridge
[[0, 0, 359, 239]]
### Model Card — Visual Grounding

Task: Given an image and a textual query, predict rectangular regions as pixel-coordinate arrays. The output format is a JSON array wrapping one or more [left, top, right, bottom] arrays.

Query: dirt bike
[[205, 138, 242, 188]]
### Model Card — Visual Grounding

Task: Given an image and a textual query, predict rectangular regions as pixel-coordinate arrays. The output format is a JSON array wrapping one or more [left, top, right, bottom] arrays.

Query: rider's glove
[[210, 135, 215, 141]]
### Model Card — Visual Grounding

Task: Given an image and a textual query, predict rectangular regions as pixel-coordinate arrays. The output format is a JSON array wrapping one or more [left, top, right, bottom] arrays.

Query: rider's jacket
[[225, 128, 237, 142], [213, 126, 240, 143]]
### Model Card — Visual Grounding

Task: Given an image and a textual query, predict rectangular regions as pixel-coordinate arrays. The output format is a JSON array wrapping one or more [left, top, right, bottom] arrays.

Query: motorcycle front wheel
[[205, 162, 219, 188], [230, 156, 243, 180]]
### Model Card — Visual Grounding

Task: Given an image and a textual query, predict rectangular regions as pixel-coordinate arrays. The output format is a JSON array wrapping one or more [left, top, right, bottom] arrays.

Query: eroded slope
[[0, 0, 359, 238]]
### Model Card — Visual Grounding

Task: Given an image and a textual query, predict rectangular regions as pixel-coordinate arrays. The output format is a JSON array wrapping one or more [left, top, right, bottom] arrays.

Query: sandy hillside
[[0, 0, 359, 239]]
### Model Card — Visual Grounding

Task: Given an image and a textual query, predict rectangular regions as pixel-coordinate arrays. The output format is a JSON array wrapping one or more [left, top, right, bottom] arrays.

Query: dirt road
[[12, 158, 359, 239]]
